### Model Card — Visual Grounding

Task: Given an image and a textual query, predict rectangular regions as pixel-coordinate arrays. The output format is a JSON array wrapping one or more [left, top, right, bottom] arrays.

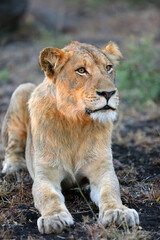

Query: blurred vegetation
[[0, 68, 10, 83], [38, 26, 71, 49], [128, 0, 160, 5], [68, 0, 104, 8], [69, 0, 160, 9], [118, 37, 160, 106]]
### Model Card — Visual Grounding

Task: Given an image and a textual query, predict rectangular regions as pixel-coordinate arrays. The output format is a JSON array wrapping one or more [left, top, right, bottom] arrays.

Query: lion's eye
[[76, 67, 87, 74], [106, 65, 112, 73]]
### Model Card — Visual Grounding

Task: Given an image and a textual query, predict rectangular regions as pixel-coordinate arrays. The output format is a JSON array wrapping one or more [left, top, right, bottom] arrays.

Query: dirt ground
[[0, 0, 160, 239]]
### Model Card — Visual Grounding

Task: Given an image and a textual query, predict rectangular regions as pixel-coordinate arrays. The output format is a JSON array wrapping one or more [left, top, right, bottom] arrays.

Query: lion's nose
[[96, 90, 116, 101]]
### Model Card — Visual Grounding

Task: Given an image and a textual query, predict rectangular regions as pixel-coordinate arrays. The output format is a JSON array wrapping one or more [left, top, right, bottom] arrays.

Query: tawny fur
[[1, 41, 139, 234]]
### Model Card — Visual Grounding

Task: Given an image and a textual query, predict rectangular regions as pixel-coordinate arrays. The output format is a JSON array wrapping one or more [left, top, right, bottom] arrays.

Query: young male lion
[[1, 41, 139, 234]]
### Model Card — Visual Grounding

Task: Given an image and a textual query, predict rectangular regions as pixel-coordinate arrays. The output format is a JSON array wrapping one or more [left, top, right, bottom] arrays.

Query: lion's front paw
[[99, 208, 139, 227], [37, 211, 74, 234]]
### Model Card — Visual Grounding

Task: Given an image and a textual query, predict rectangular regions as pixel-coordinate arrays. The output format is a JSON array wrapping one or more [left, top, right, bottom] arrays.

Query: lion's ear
[[39, 47, 67, 81], [103, 41, 123, 66]]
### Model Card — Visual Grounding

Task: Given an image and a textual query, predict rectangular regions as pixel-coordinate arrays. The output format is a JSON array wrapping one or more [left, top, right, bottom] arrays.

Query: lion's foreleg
[[85, 160, 139, 227], [32, 166, 74, 234]]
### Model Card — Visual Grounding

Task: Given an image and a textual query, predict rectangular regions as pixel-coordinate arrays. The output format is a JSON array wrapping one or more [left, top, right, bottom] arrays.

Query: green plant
[[117, 36, 160, 105], [0, 68, 10, 83]]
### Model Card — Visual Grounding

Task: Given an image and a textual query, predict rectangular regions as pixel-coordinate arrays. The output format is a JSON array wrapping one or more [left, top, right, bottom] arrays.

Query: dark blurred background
[[0, 0, 160, 108]]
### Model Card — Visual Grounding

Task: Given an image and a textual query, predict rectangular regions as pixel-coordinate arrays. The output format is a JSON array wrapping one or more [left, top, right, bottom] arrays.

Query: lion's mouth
[[86, 105, 116, 115]]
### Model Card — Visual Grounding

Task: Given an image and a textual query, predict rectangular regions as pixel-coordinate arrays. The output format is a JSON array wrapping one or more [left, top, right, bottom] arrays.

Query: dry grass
[[82, 216, 149, 240]]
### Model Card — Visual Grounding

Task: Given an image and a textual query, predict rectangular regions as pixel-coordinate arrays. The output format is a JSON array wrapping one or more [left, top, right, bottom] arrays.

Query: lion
[[1, 41, 139, 234]]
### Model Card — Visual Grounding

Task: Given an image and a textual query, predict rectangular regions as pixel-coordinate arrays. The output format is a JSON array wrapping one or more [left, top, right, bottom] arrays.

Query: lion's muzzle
[[86, 90, 117, 115], [86, 104, 116, 115]]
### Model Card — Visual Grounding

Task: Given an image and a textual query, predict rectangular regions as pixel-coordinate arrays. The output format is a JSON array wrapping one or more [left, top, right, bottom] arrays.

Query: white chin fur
[[91, 110, 117, 123]]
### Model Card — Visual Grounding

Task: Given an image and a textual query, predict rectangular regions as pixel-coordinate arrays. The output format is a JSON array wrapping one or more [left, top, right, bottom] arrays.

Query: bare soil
[[0, 0, 160, 239]]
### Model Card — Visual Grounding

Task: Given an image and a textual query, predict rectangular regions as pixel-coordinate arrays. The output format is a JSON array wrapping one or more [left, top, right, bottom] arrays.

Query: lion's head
[[39, 41, 122, 123]]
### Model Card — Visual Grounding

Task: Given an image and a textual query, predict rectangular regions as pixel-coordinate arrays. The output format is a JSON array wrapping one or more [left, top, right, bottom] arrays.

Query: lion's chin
[[90, 110, 117, 123]]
